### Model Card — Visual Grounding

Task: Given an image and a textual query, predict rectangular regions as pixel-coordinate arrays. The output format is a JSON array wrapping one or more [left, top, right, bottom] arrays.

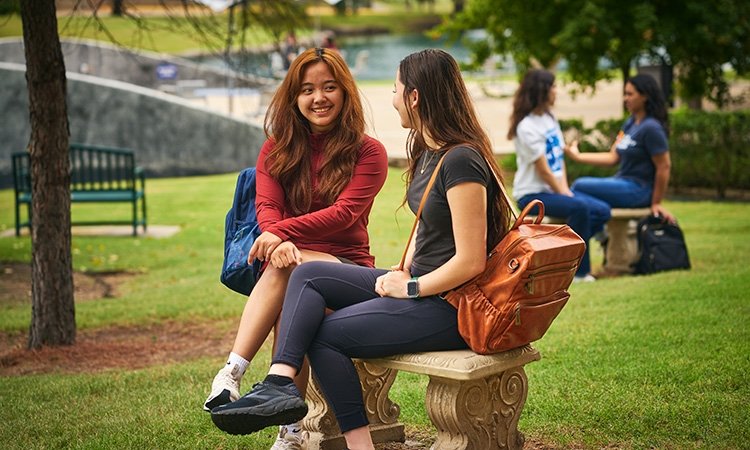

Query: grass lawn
[[0, 168, 748, 449]]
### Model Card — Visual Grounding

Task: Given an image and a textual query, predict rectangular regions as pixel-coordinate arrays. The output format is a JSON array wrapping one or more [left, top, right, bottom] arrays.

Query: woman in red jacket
[[203, 47, 388, 450]]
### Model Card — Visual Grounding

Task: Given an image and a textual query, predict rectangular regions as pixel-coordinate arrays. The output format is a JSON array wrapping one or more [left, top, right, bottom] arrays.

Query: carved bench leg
[[425, 367, 528, 450], [604, 218, 639, 274], [303, 360, 404, 449]]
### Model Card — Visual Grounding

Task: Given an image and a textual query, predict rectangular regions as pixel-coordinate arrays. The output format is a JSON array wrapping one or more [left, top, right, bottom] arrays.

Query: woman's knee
[[287, 260, 336, 285]]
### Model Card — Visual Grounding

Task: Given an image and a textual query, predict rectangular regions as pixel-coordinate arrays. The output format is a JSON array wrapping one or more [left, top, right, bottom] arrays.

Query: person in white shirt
[[508, 69, 610, 281]]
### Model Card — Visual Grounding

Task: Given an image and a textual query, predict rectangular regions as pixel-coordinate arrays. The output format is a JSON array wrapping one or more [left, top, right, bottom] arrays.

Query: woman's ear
[[410, 88, 419, 109]]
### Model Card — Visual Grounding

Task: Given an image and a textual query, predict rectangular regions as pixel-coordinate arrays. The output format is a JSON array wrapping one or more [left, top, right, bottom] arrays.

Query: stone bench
[[302, 344, 541, 450], [602, 208, 651, 274], [530, 207, 652, 274]]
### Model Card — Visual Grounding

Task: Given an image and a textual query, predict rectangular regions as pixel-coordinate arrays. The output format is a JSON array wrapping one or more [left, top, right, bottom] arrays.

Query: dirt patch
[[0, 320, 235, 376], [1, 261, 136, 305], [0, 261, 235, 376]]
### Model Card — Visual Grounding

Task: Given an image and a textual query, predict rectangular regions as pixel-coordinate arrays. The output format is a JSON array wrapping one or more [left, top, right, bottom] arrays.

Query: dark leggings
[[272, 261, 467, 432]]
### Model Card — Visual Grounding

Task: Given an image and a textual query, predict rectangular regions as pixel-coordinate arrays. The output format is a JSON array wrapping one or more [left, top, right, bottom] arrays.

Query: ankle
[[264, 374, 294, 387]]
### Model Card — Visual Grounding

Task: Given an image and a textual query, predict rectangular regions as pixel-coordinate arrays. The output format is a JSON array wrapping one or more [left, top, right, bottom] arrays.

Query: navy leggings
[[272, 261, 467, 432]]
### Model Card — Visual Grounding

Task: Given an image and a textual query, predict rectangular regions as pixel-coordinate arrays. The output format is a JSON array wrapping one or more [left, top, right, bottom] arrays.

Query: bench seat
[[303, 345, 541, 450], [70, 190, 144, 202]]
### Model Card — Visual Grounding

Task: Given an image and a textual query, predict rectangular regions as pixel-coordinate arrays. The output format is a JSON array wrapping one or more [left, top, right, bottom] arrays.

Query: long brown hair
[[507, 69, 555, 140], [263, 47, 365, 214], [398, 49, 512, 241]]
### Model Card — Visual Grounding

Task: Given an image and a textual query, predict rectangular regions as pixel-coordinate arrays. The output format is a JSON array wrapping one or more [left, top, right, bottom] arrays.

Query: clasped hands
[[375, 268, 411, 298], [248, 231, 302, 269]]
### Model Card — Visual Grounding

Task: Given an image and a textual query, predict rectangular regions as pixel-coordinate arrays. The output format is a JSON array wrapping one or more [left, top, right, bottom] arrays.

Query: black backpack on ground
[[633, 215, 691, 275]]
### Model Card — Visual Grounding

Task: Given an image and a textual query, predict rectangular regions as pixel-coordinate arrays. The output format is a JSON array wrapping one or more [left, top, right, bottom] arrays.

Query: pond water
[[193, 32, 515, 81]]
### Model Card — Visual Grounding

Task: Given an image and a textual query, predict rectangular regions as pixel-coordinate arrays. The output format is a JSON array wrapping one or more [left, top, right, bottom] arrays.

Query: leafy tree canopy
[[441, 0, 750, 107]]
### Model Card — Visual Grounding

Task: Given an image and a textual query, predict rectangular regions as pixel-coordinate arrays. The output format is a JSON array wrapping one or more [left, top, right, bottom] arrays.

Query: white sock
[[226, 352, 249, 375]]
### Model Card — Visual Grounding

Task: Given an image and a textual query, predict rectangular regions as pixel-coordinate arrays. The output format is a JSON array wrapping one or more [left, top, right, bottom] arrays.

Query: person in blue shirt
[[565, 74, 675, 223]]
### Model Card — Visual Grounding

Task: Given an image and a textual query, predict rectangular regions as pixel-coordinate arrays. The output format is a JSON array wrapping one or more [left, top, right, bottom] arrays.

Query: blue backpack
[[220, 167, 263, 295]]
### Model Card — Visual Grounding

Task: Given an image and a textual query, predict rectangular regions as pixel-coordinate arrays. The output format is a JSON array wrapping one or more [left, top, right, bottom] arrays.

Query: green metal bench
[[12, 143, 147, 237]]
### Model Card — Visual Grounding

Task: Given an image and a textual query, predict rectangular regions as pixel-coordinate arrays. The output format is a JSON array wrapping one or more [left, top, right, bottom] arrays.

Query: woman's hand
[[564, 139, 580, 161], [651, 203, 676, 224], [269, 241, 303, 268], [375, 270, 411, 298], [248, 231, 283, 263]]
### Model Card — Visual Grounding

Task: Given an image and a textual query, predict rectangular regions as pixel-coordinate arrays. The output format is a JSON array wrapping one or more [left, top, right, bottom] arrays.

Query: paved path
[[195, 79, 625, 161]]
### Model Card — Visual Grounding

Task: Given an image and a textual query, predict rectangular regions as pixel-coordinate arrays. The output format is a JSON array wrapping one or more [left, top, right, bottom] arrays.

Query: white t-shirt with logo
[[512, 112, 565, 200]]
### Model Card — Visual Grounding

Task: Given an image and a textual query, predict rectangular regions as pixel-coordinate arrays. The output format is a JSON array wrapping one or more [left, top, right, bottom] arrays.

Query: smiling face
[[623, 81, 647, 115], [297, 61, 344, 133]]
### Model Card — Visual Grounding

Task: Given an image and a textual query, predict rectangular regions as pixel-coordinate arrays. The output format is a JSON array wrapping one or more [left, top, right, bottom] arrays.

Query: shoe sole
[[203, 389, 233, 412], [211, 400, 308, 435]]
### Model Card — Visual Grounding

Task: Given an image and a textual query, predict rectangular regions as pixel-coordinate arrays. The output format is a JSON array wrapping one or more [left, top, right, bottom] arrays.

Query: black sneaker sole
[[210, 400, 308, 435]]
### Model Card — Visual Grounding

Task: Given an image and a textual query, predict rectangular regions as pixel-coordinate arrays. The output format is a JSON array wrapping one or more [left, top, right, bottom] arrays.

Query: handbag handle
[[398, 149, 541, 271]]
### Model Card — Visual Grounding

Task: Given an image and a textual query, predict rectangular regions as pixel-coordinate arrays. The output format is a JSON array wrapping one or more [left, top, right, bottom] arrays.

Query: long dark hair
[[398, 48, 512, 241], [627, 74, 669, 134], [263, 47, 365, 214], [507, 69, 555, 140]]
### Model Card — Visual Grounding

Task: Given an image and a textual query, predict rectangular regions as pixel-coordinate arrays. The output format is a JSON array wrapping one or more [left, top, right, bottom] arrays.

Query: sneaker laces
[[270, 425, 309, 450], [213, 364, 241, 391]]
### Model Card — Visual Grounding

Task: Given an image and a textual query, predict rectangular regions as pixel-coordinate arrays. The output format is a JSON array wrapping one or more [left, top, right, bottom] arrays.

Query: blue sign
[[156, 63, 178, 80]]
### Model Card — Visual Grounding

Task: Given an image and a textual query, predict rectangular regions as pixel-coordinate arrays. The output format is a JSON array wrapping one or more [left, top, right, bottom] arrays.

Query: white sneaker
[[270, 425, 309, 450], [203, 363, 242, 411], [573, 273, 597, 283]]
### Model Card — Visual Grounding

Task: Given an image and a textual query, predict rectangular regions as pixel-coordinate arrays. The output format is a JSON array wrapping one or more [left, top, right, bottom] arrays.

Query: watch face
[[407, 280, 419, 297]]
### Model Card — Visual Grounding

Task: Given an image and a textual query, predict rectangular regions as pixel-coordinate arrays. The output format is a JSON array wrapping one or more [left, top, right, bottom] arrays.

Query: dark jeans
[[518, 191, 611, 275], [272, 261, 467, 432]]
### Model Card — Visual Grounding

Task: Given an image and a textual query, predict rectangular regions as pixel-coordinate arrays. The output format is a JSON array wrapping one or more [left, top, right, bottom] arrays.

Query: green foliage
[[559, 110, 750, 196], [0, 0, 19, 16], [669, 109, 750, 196], [656, 0, 750, 107], [443, 0, 750, 107]]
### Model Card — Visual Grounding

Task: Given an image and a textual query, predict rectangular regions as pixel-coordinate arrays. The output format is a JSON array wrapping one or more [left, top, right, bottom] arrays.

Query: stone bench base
[[303, 345, 541, 450], [602, 208, 651, 274], [531, 207, 652, 275]]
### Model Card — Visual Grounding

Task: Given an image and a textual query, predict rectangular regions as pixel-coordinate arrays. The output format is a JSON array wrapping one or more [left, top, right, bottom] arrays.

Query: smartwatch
[[406, 277, 420, 298]]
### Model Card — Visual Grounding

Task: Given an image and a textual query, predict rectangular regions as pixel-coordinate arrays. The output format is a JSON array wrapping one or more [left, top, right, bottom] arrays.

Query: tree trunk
[[20, 0, 76, 349], [112, 0, 124, 16], [453, 0, 465, 15]]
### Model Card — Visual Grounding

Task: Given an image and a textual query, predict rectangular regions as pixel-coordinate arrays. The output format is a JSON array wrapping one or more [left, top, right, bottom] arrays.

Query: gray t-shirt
[[407, 146, 497, 277]]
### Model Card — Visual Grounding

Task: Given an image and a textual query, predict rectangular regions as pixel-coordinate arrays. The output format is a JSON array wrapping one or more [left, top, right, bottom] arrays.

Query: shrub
[[557, 111, 750, 198]]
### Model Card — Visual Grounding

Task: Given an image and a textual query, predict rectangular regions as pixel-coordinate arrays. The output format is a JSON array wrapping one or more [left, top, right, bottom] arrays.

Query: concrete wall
[[0, 37, 274, 91], [0, 62, 266, 188]]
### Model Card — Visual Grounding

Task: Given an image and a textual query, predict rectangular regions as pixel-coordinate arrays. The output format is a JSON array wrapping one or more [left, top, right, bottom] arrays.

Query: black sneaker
[[210, 381, 308, 435]]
